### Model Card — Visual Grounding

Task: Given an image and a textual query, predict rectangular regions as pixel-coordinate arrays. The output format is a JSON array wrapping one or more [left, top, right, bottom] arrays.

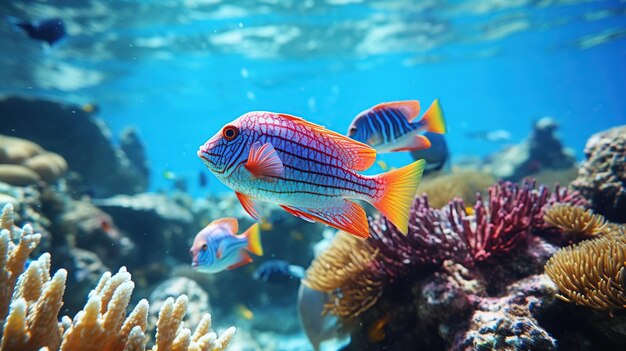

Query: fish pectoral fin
[[362, 100, 420, 122], [391, 135, 432, 152], [236, 192, 262, 221], [227, 251, 253, 270], [282, 201, 370, 238], [245, 141, 284, 180], [280, 205, 315, 223], [216, 241, 227, 259]]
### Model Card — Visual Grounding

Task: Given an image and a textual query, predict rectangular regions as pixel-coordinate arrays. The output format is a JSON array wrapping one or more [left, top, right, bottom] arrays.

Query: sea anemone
[[302, 232, 384, 320], [544, 234, 626, 311], [544, 204, 608, 240]]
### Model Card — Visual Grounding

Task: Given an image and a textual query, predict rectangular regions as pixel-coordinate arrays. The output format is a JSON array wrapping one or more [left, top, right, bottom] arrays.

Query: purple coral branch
[[368, 180, 586, 279]]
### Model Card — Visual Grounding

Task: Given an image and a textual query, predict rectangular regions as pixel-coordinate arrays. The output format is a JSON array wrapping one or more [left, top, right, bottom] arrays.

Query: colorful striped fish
[[347, 99, 446, 153], [190, 217, 263, 273], [197, 111, 426, 238]]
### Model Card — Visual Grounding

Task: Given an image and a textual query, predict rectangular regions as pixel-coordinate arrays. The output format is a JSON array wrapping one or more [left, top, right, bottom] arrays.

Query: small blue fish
[[347, 99, 446, 153], [190, 217, 262, 274], [9, 17, 66, 46], [199, 170, 208, 188], [253, 260, 305, 283], [465, 129, 512, 142]]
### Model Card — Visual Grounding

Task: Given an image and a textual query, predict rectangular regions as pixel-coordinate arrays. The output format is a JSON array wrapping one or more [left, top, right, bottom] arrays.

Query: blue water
[[0, 0, 624, 195]]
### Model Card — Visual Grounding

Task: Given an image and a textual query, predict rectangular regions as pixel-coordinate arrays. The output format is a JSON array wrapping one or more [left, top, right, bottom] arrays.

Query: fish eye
[[349, 127, 357, 135], [202, 244, 208, 251], [222, 125, 239, 141]]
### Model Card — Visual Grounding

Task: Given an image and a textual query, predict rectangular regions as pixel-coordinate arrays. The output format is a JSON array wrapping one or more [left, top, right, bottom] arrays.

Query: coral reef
[[0, 96, 149, 196], [304, 180, 593, 349], [418, 170, 495, 209], [485, 117, 576, 181], [458, 275, 558, 351], [93, 192, 194, 269], [544, 233, 626, 311], [304, 180, 581, 321], [0, 134, 67, 186], [571, 125, 626, 223], [0, 203, 235, 351]]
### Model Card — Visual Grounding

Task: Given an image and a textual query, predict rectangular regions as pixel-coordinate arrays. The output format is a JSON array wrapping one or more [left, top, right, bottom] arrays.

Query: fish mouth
[[197, 146, 213, 167]]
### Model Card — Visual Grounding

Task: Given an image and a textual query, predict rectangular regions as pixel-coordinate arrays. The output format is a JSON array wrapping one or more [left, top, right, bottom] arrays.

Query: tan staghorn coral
[[0, 203, 235, 351], [418, 170, 495, 209], [545, 234, 626, 311], [544, 204, 609, 239], [302, 232, 383, 321]]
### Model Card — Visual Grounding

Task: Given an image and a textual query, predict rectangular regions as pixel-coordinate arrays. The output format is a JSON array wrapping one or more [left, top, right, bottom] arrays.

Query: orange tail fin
[[371, 160, 425, 235], [421, 99, 446, 134], [243, 223, 263, 256]]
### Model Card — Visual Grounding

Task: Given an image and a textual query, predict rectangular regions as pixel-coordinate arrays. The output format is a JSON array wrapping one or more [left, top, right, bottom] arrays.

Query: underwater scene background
[[0, 0, 625, 350]]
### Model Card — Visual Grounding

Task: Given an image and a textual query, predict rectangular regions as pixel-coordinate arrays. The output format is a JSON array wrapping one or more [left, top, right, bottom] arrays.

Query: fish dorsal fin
[[245, 142, 284, 180], [276, 113, 376, 171], [210, 217, 239, 233], [365, 100, 421, 123], [391, 135, 432, 152]]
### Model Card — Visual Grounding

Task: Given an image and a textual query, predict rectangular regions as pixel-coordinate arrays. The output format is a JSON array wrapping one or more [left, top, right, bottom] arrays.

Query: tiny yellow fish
[[367, 314, 389, 343], [82, 103, 95, 113], [163, 170, 176, 180], [376, 160, 389, 171], [290, 230, 304, 241], [235, 304, 254, 320], [465, 206, 475, 215], [260, 219, 273, 231]]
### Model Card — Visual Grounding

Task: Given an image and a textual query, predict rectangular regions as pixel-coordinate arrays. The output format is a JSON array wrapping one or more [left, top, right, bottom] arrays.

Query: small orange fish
[[235, 304, 254, 320], [367, 314, 389, 343]]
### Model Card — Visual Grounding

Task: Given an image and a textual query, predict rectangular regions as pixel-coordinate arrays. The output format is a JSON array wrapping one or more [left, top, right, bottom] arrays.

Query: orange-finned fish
[[190, 218, 263, 274], [367, 314, 390, 343], [198, 111, 426, 238], [347, 99, 446, 153]]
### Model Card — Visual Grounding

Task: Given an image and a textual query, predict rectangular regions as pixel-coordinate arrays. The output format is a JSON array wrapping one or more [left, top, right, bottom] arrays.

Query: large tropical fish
[[190, 217, 262, 273], [347, 99, 446, 153], [197, 111, 425, 238]]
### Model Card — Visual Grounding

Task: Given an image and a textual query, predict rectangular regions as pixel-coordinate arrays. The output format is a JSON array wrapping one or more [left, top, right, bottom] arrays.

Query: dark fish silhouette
[[410, 132, 450, 174], [253, 259, 304, 283], [199, 170, 208, 188], [9, 17, 66, 46]]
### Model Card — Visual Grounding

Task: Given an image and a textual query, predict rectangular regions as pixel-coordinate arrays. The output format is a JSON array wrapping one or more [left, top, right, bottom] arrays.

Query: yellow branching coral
[[544, 204, 608, 239], [545, 234, 626, 311], [418, 170, 495, 209], [302, 232, 383, 321], [0, 203, 235, 351]]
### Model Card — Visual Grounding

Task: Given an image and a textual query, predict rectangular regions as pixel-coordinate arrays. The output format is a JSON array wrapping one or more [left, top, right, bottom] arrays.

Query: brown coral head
[[544, 204, 608, 240], [545, 234, 626, 311]]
